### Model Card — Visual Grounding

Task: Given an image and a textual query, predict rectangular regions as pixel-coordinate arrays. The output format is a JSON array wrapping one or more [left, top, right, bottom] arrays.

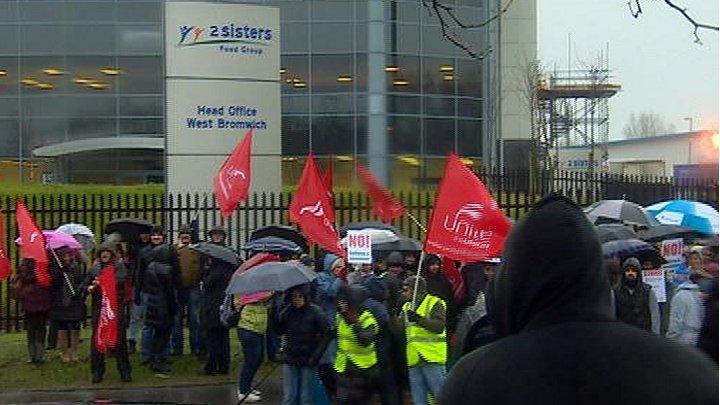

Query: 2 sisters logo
[[442, 203, 494, 249], [178, 23, 273, 47]]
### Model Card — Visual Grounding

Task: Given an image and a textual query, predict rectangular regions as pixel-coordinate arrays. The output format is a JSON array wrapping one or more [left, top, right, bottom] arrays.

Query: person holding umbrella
[[198, 248, 235, 376], [49, 246, 85, 363]]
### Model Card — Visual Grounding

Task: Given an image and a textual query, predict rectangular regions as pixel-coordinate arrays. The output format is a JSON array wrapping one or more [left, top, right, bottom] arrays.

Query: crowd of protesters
[[10, 204, 718, 404]]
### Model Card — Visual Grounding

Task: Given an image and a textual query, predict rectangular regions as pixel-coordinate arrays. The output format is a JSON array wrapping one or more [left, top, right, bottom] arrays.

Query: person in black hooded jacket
[[198, 254, 234, 375], [440, 194, 718, 405], [134, 226, 179, 374], [275, 283, 328, 405]]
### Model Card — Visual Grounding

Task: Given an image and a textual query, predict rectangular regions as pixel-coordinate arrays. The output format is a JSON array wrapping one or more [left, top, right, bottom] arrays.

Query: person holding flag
[[400, 275, 448, 405], [85, 243, 132, 383], [17, 258, 52, 364], [48, 246, 85, 363]]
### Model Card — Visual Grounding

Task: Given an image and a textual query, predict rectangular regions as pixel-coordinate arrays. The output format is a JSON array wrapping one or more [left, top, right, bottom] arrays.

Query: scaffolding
[[537, 68, 621, 174]]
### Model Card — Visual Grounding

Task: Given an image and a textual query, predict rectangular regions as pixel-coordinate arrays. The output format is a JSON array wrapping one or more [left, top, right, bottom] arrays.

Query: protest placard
[[346, 231, 372, 264], [642, 268, 667, 303]]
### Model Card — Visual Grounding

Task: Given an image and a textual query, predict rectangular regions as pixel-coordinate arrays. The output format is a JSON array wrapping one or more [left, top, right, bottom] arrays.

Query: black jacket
[[199, 259, 234, 330], [49, 259, 86, 322], [275, 284, 329, 367], [441, 195, 718, 405], [614, 273, 653, 332], [137, 244, 179, 328]]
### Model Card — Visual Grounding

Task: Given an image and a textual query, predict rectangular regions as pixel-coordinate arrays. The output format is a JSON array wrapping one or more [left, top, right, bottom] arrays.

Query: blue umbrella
[[646, 199, 719, 235]]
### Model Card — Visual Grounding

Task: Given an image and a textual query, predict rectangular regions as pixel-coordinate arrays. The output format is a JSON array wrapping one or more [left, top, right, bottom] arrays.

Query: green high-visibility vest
[[403, 294, 447, 367], [334, 310, 379, 373]]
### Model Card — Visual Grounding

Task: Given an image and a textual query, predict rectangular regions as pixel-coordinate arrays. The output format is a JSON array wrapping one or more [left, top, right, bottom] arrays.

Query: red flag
[[289, 155, 344, 258], [424, 154, 510, 262], [0, 210, 10, 281], [320, 156, 334, 194], [320, 157, 335, 221], [442, 256, 466, 304], [214, 129, 253, 219], [15, 200, 50, 287], [95, 265, 119, 353], [357, 164, 406, 223]]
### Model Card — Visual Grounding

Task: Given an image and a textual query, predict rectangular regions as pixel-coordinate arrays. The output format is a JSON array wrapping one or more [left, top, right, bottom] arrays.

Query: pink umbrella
[[16, 230, 83, 251]]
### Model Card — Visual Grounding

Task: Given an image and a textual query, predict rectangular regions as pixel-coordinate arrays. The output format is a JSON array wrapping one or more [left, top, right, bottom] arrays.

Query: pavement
[[0, 377, 284, 405]]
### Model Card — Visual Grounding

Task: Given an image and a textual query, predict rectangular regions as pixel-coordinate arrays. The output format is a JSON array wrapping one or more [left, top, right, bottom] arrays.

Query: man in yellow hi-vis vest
[[401, 276, 447, 405], [334, 285, 380, 404]]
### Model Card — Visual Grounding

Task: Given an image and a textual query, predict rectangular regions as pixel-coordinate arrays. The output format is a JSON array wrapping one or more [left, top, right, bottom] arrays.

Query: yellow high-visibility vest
[[334, 310, 379, 373], [403, 294, 447, 367]]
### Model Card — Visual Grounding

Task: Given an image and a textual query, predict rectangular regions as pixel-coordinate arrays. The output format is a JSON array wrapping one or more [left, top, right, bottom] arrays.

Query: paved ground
[[0, 377, 284, 405]]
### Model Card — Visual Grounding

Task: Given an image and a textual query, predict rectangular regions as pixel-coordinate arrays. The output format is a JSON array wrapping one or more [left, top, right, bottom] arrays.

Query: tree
[[622, 112, 677, 138]]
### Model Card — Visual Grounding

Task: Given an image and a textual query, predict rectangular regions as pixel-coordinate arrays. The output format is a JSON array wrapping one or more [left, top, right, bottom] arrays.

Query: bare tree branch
[[627, 0, 642, 18], [663, 0, 719, 44], [423, 0, 515, 60], [630, 0, 718, 44]]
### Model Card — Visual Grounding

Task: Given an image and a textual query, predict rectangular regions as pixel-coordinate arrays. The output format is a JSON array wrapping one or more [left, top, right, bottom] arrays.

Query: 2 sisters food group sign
[[165, 2, 281, 195]]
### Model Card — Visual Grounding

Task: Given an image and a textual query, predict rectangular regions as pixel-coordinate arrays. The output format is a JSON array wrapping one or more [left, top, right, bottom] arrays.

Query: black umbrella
[[602, 238, 666, 266], [250, 225, 308, 254], [585, 200, 659, 227], [242, 236, 302, 254], [105, 218, 154, 244], [226, 261, 316, 295], [190, 242, 239, 266], [638, 224, 702, 243], [339, 222, 401, 238], [595, 224, 637, 244], [374, 236, 422, 252]]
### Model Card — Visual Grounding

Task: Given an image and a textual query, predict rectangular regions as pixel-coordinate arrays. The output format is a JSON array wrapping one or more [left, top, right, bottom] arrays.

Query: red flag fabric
[[320, 157, 335, 221], [357, 164, 406, 223], [15, 200, 50, 287], [214, 129, 253, 219], [95, 265, 119, 353], [442, 256, 466, 304], [424, 154, 511, 262], [289, 155, 345, 258], [0, 210, 11, 281]]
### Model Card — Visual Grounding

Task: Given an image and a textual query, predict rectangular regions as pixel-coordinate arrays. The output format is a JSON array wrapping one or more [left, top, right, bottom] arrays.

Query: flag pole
[[406, 212, 427, 234]]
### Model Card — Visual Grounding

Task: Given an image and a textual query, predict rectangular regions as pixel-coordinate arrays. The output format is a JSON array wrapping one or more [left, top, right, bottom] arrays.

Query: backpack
[[219, 294, 240, 328]]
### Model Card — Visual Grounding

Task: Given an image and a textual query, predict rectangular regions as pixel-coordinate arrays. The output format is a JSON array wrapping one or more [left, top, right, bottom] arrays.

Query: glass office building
[[0, 0, 494, 187]]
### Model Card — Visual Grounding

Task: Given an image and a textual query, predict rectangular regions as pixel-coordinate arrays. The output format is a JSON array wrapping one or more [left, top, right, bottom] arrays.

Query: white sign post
[[346, 231, 373, 264], [164, 2, 281, 195]]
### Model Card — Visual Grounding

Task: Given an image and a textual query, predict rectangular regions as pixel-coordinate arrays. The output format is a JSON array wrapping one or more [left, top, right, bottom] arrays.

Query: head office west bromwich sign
[[165, 2, 281, 195]]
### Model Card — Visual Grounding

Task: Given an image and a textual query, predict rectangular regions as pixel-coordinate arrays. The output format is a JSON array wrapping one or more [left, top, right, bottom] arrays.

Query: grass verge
[[0, 328, 273, 391]]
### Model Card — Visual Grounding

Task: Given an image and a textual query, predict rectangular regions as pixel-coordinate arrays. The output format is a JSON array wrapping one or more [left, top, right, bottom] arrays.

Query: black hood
[[488, 194, 613, 337], [338, 284, 368, 310]]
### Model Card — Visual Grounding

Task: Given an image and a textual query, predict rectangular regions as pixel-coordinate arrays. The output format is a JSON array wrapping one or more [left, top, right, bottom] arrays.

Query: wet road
[[0, 379, 284, 405]]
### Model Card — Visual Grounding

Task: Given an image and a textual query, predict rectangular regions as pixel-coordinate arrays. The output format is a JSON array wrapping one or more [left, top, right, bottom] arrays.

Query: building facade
[[0, 0, 536, 187]]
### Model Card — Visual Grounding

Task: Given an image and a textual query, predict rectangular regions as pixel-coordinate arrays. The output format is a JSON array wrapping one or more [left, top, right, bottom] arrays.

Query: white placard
[[642, 269, 667, 303], [165, 2, 280, 81], [346, 231, 372, 264], [660, 238, 684, 262]]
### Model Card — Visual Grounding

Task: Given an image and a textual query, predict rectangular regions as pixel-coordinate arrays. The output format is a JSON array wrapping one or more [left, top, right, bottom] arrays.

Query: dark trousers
[[238, 328, 264, 393], [46, 320, 57, 349], [91, 324, 131, 379], [149, 326, 172, 366], [204, 327, 230, 374], [375, 348, 402, 405], [25, 311, 48, 362], [336, 372, 373, 405], [317, 364, 337, 401]]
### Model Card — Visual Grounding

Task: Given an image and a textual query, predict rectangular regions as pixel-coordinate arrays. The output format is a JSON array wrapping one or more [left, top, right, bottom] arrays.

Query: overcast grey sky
[[538, 0, 718, 140]]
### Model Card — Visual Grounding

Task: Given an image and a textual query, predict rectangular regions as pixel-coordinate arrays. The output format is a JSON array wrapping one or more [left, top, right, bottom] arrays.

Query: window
[[388, 115, 420, 154], [457, 119, 482, 156], [424, 118, 455, 156], [117, 56, 162, 94], [311, 116, 353, 155], [311, 54, 353, 93], [281, 23, 309, 53], [311, 23, 352, 53], [282, 116, 309, 156], [0, 119, 19, 157]]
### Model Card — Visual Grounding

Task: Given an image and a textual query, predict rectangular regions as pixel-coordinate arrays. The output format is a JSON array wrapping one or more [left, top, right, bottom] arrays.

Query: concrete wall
[[499, 0, 536, 143]]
